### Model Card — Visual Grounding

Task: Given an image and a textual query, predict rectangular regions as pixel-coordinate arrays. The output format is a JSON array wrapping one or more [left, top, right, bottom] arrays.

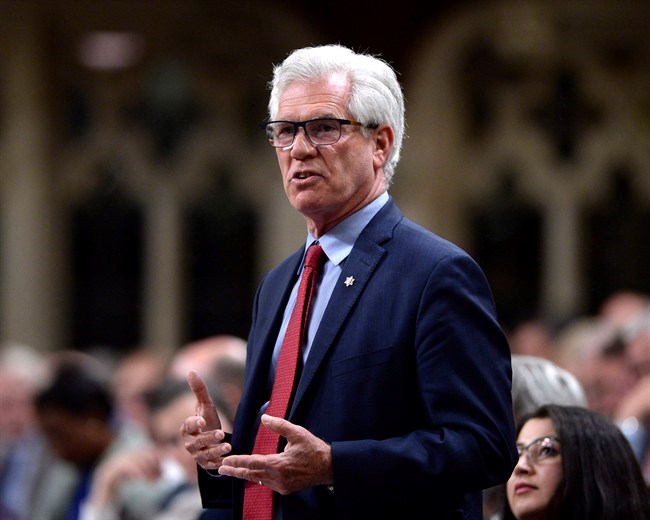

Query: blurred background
[[1, 0, 649, 356]]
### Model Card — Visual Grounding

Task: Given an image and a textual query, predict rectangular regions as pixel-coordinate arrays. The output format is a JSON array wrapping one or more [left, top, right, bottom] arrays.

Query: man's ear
[[372, 125, 394, 170]]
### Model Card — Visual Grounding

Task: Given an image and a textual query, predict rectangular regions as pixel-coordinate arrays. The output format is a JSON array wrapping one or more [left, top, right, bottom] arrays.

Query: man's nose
[[289, 127, 316, 155]]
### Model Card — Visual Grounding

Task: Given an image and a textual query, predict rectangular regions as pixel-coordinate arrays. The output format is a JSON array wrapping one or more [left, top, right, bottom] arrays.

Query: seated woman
[[504, 404, 649, 519]]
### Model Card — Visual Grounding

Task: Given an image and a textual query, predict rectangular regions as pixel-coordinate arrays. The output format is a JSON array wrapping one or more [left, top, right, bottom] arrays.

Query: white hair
[[511, 354, 588, 424], [0, 342, 47, 388], [268, 45, 406, 185]]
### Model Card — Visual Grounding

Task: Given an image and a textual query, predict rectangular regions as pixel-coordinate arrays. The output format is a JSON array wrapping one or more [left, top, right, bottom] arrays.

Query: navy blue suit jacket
[[199, 199, 517, 519]]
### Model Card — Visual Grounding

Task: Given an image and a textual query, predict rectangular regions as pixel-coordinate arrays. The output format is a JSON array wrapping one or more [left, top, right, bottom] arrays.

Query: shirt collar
[[302, 191, 389, 268]]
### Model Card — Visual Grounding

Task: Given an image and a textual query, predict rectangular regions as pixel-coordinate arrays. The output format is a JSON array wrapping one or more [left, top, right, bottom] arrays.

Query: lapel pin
[[344, 276, 355, 287]]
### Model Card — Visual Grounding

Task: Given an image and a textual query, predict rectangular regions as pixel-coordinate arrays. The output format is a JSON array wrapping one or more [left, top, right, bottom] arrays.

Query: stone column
[[541, 190, 583, 321], [142, 179, 183, 353], [0, 6, 64, 351]]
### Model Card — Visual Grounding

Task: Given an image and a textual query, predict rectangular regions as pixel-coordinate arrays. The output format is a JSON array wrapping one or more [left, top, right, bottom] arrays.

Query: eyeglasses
[[516, 435, 561, 464], [264, 118, 378, 148]]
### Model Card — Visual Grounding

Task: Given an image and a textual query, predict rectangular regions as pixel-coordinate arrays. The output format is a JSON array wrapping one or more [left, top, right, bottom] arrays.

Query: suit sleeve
[[197, 467, 234, 509]]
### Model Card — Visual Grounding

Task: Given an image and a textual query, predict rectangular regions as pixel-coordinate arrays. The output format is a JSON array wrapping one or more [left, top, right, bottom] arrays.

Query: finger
[[218, 466, 263, 484], [185, 429, 225, 451], [260, 414, 302, 440], [187, 370, 214, 406], [184, 376, 222, 432], [217, 463, 250, 480], [218, 455, 267, 480], [180, 415, 206, 436], [218, 454, 287, 493], [194, 442, 233, 467], [220, 454, 250, 469], [220, 452, 273, 470]]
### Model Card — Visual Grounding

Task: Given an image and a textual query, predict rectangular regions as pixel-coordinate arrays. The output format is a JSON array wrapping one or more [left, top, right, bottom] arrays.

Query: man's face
[[0, 372, 35, 444], [274, 73, 389, 236], [36, 408, 107, 466], [149, 393, 197, 476]]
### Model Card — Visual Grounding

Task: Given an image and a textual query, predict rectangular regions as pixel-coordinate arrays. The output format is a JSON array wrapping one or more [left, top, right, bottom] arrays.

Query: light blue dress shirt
[[270, 191, 389, 375]]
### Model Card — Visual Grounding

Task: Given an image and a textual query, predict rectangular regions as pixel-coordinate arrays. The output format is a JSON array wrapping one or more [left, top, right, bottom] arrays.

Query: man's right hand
[[180, 369, 232, 470]]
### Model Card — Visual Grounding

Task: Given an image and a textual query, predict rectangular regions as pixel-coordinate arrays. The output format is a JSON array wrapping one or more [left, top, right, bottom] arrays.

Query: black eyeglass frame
[[263, 118, 379, 148]]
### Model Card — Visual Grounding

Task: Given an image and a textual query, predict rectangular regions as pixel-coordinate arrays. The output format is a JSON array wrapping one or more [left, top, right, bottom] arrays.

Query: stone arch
[[400, 0, 650, 323], [0, 1, 326, 351]]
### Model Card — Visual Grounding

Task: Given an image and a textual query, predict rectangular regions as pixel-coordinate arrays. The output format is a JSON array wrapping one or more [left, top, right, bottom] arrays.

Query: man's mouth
[[292, 171, 318, 181]]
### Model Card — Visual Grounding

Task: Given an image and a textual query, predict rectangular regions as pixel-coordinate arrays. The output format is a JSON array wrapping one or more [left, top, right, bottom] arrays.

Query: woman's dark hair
[[503, 404, 649, 519]]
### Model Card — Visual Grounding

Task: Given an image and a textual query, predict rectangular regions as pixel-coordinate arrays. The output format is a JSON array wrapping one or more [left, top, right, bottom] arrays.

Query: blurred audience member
[[622, 309, 650, 379], [585, 333, 636, 419], [602, 292, 650, 484], [616, 373, 650, 484], [168, 335, 247, 433], [81, 378, 208, 520], [599, 290, 650, 330], [208, 354, 246, 433], [510, 355, 587, 425], [504, 404, 649, 519], [508, 319, 556, 362], [553, 316, 634, 417], [0, 344, 44, 519], [111, 348, 169, 433], [483, 356, 587, 519], [553, 317, 611, 380], [78, 337, 247, 520], [0, 344, 75, 520], [168, 335, 246, 381], [540, 292, 650, 483], [33, 353, 149, 520]]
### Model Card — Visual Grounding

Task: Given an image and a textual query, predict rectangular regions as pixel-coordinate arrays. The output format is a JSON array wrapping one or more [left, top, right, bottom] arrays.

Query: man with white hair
[[181, 45, 517, 519]]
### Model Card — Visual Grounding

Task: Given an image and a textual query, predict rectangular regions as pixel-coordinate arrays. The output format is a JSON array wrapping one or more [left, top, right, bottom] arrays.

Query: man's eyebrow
[[304, 113, 340, 120], [274, 112, 342, 121]]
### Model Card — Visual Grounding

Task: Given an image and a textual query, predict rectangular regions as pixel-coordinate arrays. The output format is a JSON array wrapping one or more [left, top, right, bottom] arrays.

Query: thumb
[[261, 414, 299, 440]]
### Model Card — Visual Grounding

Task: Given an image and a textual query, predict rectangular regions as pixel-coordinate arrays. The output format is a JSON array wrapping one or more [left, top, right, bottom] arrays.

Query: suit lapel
[[236, 249, 302, 447], [289, 201, 403, 418], [251, 253, 300, 370]]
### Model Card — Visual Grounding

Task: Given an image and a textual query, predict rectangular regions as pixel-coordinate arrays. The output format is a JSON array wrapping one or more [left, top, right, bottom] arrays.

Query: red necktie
[[243, 243, 326, 519]]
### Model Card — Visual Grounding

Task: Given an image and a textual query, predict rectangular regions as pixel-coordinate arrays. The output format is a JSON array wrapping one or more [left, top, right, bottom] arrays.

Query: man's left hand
[[217, 414, 333, 495]]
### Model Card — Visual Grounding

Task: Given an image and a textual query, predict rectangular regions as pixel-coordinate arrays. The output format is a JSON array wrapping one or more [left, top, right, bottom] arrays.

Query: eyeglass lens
[[517, 436, 560, 463], [266, 119, 343, 147]]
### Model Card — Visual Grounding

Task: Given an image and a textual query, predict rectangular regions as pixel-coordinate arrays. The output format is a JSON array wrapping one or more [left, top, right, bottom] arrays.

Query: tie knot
[[304, 243, 325, 271]]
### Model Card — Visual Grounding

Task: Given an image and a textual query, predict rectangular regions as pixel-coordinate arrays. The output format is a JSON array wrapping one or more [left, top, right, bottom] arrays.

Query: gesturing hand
[[180, 370, 232, 470], [217, 414, 333, 495]]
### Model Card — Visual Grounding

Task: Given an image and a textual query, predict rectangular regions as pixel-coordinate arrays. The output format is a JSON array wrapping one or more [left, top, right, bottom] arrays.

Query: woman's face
[[507, 417, 563, 520]]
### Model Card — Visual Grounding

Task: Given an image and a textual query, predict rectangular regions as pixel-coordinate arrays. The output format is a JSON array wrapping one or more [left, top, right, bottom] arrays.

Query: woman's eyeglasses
[[516, 435, 561, 464]]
